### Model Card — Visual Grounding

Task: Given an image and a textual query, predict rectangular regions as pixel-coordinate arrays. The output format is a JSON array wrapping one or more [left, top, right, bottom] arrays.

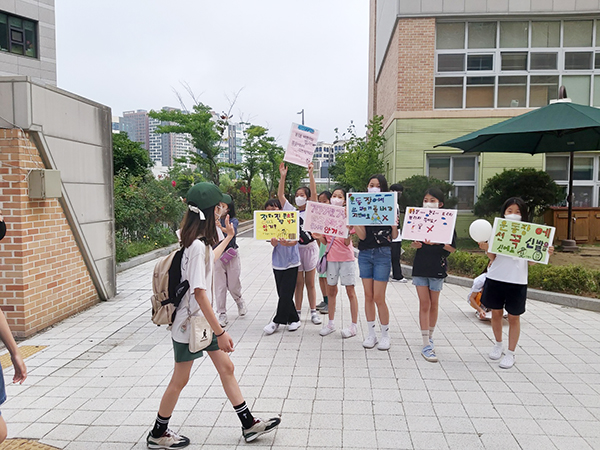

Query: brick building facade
[[0, 129, 99, 337]]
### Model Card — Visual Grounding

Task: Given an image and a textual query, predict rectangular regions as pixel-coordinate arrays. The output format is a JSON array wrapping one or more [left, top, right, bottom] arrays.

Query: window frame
[[426, 154, 479, 211], [546, 153, 600, 207], [434, 18, 600, 109], [0, 10, 38, 59]]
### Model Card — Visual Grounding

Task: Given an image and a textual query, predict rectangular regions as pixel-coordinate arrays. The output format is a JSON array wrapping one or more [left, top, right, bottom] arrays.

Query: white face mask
[[295, 196, 307, 207], [367, 187, 381, 193], [423, 202, 439, 209], [215, 206, 226, 218], [331, 197, 344, 207], [505, 214, 522, 221]]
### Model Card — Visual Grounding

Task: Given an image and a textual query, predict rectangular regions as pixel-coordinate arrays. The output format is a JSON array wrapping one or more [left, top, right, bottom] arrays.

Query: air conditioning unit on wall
[[28, 169, 62, 199]]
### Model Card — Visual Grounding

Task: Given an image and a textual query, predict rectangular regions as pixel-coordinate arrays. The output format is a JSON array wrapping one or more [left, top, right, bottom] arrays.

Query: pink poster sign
[[303, 201, 349, 238], [284, 123, 319, 168], [401, 207, 457, 244]]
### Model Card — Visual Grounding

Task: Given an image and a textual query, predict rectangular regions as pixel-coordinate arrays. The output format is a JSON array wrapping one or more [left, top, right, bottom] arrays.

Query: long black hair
[[500, 197, 529, 222], [367, 174, 389, 192], [226, 200, 236, 218]]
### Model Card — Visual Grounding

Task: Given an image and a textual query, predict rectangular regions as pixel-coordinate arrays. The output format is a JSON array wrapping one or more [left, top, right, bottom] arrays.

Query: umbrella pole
[[563, 151, 578, 251]]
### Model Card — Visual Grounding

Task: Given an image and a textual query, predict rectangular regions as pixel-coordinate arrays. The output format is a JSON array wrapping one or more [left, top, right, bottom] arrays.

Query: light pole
[[297, 109, 304, 125]]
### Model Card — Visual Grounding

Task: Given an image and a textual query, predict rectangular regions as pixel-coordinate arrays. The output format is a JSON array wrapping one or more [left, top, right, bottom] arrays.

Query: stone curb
[[352, 248, 600, 313], [116, 220, 255, 274]]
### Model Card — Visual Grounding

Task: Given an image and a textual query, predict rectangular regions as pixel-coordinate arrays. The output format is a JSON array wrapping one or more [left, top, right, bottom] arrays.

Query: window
[[498, 76, 526, 107], [427, 155, 477, 210], [0, 12, 37, 58], [435, 19, 600, 109], [547, 155, 600, 207]]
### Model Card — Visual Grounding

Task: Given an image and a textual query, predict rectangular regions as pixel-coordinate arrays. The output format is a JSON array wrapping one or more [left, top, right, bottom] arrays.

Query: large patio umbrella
[[435, 100, 600, 246]]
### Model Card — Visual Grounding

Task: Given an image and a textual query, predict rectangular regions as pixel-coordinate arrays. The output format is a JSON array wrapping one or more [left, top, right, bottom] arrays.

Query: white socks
[[421, 330, 430, 347], [381, 324, 390, 338], [367, 321, 377, 337]]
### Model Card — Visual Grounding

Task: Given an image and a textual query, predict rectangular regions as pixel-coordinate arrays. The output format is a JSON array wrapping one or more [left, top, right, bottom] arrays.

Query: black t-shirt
[[0, 221, 5, 241], [411, 231, 457, 278], [358, 226, 393, 250]]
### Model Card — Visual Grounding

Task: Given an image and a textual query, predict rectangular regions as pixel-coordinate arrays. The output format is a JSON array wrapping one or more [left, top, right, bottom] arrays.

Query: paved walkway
[[3, 231, 600, 449]]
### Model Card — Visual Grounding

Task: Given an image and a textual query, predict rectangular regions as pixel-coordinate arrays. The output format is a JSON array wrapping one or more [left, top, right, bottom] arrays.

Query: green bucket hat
[[222, 193, 233, 205], [186, 183, 224, 212]]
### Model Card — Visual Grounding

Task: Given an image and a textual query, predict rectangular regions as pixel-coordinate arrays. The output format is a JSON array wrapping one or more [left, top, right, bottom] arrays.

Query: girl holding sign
[[314, 187, 360, 338], [316, 191, 332, 314], [478, 197, 553, 369], [354, 175, 398, 351], [411, 188, 456, 363], [278, 162, 322, 327]]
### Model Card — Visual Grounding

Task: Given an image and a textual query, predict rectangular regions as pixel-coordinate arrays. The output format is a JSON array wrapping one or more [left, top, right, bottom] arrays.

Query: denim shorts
[[412, 276, 444, 292], [358, 246, 392, 282]]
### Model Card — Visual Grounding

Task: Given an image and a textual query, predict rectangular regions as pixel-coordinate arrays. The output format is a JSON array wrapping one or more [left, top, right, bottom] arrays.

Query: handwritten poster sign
[[489, 218, 555, 264], [254, 210, 299, 241], [303, 201, 348, 238], [284, 123, 319, 168], [346, 192, 397, 226], [401, 207, 457, 244]]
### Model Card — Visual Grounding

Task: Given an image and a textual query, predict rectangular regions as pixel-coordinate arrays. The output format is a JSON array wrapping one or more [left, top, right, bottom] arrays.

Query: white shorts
[[298, 241, 319, 272], [327, 261, 356, 286]]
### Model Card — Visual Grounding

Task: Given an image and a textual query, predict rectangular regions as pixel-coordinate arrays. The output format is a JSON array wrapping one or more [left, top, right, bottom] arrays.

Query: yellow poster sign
[[254, 210, 299, 240]]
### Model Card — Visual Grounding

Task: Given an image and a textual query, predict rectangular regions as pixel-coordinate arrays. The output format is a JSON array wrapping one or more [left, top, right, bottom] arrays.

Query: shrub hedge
[[401, 243, 600, 298]]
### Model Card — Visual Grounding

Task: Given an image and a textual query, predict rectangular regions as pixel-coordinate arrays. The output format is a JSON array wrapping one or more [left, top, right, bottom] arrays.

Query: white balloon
[[469, 219, 492, 243]]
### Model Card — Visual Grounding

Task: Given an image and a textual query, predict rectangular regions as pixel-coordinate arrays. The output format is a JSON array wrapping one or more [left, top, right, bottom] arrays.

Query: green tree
[[112, 132, 152, 177], [258, 135, 284, 198], [238, 125, 267, 210], [397, 175, 458, 209], [149, 104, 227, 185], [167, 161, 204, 198], [283, 163, 307, 198], [474, 168, 563, 219], [330, 116, 386, 191]]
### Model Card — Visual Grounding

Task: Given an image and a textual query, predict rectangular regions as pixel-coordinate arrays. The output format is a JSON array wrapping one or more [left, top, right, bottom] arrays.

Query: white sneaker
[[319, 324, 335, 336], [218, 313, 228, 327], [362, 334, 378, 349], [340, 325, 357, 339], [377, 336, 391, 351], [499, 352, 515, 369], [147, 428, 190, 449], [287, 321, 301, 331], [489, 344, 504, 360], [263, 322, 279, 335], [237, 300, 247, 316], [311, 312, 322, 325]]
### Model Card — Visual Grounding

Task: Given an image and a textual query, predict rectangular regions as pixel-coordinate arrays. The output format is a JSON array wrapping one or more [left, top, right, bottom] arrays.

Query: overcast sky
[[54, 0, 369, 144]]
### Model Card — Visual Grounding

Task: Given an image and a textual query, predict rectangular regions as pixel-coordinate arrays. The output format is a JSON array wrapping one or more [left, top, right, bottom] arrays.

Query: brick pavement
[[2, 230, 600, 449]]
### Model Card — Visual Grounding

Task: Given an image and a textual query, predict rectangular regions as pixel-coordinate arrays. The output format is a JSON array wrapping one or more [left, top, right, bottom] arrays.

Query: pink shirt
[[325, 232, 355, 262]]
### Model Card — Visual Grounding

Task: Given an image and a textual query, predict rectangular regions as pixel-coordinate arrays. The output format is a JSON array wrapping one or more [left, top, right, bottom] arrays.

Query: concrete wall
[[0, 0, 56, 85], [0, 76, 115, 302]]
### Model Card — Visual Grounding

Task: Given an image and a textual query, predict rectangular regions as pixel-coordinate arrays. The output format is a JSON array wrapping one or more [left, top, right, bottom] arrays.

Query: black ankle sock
[[233, 401, 255, 429], [152, 413, 170, 438], [324, 296, 328, 305]]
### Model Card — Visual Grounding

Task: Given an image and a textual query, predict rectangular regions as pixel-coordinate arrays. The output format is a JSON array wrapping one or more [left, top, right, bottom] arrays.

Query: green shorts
[[172, 334, 219, 362]]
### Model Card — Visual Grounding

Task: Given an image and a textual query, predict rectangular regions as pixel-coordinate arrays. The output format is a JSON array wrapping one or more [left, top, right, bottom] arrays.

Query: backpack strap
[[323, 237, 335, 257]]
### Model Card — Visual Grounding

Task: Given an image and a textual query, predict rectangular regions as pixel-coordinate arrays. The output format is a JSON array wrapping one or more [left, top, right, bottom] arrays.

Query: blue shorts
[[358, 247, 392, 282], [412, 276, 444, 292]]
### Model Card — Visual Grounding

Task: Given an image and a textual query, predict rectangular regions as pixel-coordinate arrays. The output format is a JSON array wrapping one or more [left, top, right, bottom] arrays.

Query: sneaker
[[287, 321, 301, 332], [237, 301, 247, 316], [146, 429, 190, 449], [489, 344, 504, 360], [319, 324, 335, 336], [242, 416, 281, 442], [218, 313, 228, 327], [362, 334, 378, 349], [316, 301, 327, 310], [499, 352, 515, 369], [320, 304, 328, 314], [263, 322, 279, 335], [421, 345, 438, 362], [311, 312, 322, 325], [340, 325, 357, 339], [390, 277, 408, 283], [377, 336, 391, 351]]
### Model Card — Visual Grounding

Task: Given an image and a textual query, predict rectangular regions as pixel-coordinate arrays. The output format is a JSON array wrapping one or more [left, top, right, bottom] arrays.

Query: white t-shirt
[[486, 254, 528, 285], [470, 272, 487, 295], [171, 240, 213, 344]]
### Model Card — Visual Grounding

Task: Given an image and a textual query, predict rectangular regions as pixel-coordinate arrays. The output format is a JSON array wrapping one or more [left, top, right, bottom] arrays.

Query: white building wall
[[0, 0, 56, 85]]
